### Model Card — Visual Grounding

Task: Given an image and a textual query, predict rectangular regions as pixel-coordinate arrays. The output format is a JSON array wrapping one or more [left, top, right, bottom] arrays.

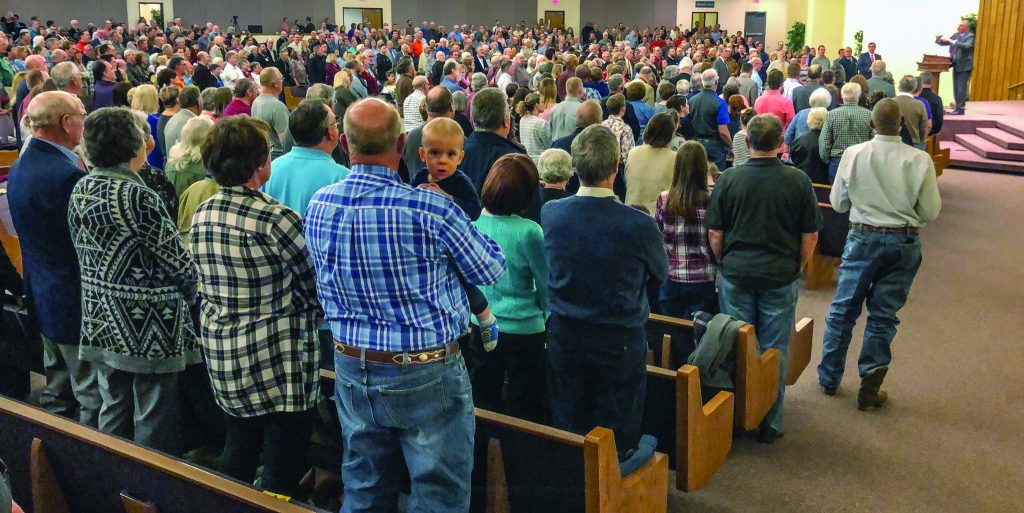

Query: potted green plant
[[787, 21, 806, 55]]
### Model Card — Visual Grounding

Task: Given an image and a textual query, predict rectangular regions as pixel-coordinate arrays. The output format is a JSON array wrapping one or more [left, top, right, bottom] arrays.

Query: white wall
[[676, 0, 789, 47], [336, 0, 394, 29], [843, 0, 978, 97]]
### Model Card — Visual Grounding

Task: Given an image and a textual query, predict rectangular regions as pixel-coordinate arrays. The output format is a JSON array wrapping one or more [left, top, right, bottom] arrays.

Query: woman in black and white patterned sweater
[[67, 107, 200, 454]]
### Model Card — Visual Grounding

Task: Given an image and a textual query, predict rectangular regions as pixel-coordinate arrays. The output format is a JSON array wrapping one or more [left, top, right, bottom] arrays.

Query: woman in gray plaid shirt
[[189, 116, 322, 498]]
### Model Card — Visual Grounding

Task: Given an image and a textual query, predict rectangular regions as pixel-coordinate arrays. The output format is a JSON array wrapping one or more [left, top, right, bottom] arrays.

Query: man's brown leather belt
[[851, 223, 919, 235], [334, 340, 460, 365]]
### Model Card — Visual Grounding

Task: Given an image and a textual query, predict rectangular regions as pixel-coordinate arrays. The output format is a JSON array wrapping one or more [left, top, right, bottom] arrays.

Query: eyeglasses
[[62, 112, 87, 120]]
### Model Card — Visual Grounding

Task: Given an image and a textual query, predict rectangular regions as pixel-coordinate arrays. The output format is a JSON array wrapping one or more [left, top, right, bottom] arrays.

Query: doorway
[[137, 2, 164, 25], [691, 12, 718, 30], [544, 11, 565, 30], [342, 7, 383, 31], [743, 11, 767, 45]]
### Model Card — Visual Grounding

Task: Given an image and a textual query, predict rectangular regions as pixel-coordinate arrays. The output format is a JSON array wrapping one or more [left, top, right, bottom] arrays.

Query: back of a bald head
[[25, 54, 47, 70], [871, 98, 902, 133], [575, 100, 603, 128], [344, 98, 403, 156]]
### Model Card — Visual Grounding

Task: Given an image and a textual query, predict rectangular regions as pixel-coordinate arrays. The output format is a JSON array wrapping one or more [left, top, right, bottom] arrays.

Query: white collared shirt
[[831, 134, 941, 227], [576, 186, 618, 200]]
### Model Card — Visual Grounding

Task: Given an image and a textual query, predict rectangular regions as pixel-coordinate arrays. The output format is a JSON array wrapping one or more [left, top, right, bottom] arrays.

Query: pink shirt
[[753, 89, 796, 131], [221, 98, 251, 118]]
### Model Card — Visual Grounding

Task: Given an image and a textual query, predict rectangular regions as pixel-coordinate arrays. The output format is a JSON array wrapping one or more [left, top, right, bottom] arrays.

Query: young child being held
[[410, 117, 499, 350]]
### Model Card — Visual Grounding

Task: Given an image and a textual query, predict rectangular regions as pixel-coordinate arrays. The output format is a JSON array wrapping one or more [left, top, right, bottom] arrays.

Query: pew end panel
[[734, 325, 781, 431], [678, 365, 733, 492], [477, 409, 669, 513], [787, 318, 815, 386], [583, 427, 668, 513], [643, 364, 733, 493], [30, 438, 71, 513]]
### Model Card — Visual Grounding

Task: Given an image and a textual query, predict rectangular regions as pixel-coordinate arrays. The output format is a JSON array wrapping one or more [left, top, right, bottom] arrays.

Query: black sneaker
[[756, 426, 785, 444]]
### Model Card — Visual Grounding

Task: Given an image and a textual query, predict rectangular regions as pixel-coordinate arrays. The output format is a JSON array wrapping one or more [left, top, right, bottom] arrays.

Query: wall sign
[[695, 1, 715, 8]]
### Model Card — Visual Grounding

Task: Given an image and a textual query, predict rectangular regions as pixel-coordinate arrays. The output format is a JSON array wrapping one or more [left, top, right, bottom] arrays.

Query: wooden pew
[[804, 184, 849, 290], [0, 151, 17, 167], [476, 409, 669, 513], [647, 314, 797, 430], [0, 397, 325, 513], [317, 369, 670, 511], [0, 193, 23, 275], [284, 86, 308, 110], [642, 365, 733, 492], [787, 317, 815, 386], [926, 135, 949, 177]]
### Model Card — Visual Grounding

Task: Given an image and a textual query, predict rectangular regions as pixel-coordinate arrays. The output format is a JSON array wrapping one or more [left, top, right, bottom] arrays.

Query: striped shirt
[[819, 103, 874, 161], [519, 115, 552, 161], [305, 164, 506, 352]]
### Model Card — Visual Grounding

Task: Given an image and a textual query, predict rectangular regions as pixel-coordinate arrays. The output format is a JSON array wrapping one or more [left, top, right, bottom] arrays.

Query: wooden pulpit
[[918, 55, 953, 94]]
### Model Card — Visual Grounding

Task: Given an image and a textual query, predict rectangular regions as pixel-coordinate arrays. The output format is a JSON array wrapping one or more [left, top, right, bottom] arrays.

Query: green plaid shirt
[[819, 103, 874, 161]]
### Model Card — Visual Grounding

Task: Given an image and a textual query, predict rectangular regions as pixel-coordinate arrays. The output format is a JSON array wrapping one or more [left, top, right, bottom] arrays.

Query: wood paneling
[[973, 0, 1024, 101]]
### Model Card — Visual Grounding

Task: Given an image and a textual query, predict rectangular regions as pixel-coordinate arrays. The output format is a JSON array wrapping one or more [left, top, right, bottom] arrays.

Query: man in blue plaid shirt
[[305, 98, 505, 513]]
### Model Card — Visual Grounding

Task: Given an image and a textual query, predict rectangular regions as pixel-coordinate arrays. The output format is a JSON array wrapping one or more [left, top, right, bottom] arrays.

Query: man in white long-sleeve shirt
[[817, 98, 941, 410]]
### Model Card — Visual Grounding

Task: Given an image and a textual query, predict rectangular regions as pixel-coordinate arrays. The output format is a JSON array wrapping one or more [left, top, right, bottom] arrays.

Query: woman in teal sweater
[[473, 154, 550, 423]]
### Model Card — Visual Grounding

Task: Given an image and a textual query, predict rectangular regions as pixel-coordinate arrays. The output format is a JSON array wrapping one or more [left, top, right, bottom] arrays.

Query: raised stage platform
[[938, 101, 1024, 174]]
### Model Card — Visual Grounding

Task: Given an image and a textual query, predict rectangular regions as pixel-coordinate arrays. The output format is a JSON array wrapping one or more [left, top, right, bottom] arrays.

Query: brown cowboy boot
[[858, 365, 889, 411]]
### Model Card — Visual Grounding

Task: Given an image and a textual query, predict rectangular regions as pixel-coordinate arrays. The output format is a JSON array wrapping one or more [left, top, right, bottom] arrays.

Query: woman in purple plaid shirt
[[654, 140, 718, 322]]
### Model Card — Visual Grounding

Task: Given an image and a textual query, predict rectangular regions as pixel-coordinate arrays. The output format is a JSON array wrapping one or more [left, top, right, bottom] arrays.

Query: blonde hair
[[129, 84, 159, 114], [333, 68, 352, 88], [807, 107, 828, 131], [167, 116, 214, 169], [327, 53, 338, 63]]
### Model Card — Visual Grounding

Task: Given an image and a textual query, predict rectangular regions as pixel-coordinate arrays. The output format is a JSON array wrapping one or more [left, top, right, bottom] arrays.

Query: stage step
[[954, 134, 1024, 162], [976, 128, 1024, 150], [997, 120, 1024, 140], [942, 141, 1024, 174]]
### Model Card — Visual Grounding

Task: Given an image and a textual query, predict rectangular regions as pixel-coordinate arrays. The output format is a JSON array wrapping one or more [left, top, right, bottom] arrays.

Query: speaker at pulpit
[[918, 55, 953, 94]]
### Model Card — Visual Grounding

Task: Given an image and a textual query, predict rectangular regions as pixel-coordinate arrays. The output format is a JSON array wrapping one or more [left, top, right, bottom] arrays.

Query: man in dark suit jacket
[[935, 19, 974, 115], [857, 42, 881, 78], [473, 45, 491, 74], [793, 65, 825, 112], [460, 88, 527, 192], [7, 91, 101, 427]]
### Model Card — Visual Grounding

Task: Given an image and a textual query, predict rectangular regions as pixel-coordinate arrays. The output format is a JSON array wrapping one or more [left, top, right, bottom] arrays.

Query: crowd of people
[[0, 11, 951, 512]]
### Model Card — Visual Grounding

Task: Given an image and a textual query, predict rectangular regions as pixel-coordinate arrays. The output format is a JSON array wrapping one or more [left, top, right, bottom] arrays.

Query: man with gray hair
[[707, 113, 820, 443], [305, 98, 504, 512], [600, 73, 640, 140], [866, 60, 895, 98], [8, 91, 102, 427], [403, 75, 429, 132], [164, 85, 203, 158], [542, 123, 667, 461], [820, 82, 874, 181], [462, 87, 526, 191], [893, 75, 928, 149], [690, 69, 731, 170]]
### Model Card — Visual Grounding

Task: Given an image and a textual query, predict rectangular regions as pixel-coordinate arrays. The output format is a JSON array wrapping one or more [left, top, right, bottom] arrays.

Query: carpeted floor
[[668, 168, 1024, 512]]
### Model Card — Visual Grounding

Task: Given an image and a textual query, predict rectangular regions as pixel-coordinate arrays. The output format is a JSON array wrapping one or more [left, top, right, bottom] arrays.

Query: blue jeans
[[659, 280, 717, 320], [718, 276, 799, 432], [698, 138, 728, 171], [828, 156, 842, 184], [333, 347, 475, 513], [818, 231, 922, 389]]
